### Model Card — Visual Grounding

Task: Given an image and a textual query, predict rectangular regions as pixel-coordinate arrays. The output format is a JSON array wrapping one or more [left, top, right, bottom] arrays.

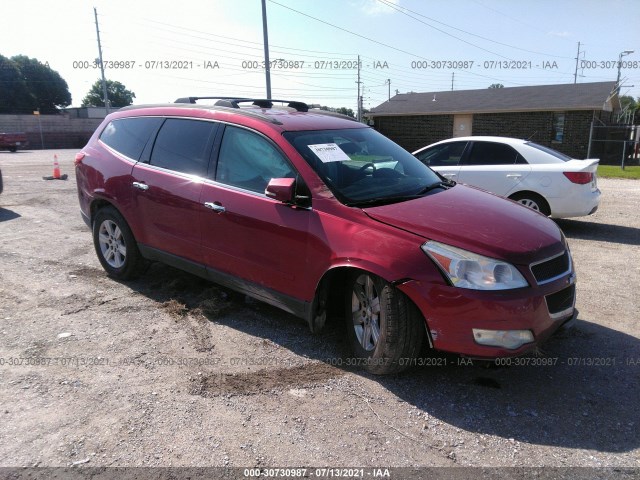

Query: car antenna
[[526, 131, 537, 141]]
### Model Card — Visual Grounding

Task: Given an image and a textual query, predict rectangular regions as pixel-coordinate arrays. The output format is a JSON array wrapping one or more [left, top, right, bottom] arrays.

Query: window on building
[[552, 113, 565, 143]]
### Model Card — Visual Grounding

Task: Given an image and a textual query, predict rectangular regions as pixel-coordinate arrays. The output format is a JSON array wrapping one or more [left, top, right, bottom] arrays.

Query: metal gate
[[588, 122, 639, 167]]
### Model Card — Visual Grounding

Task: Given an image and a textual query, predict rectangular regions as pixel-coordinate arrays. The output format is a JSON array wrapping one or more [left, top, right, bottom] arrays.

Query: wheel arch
[[308, 263, 430, 343], [89, 198, 117, 227], [508, 190, 551, 216]]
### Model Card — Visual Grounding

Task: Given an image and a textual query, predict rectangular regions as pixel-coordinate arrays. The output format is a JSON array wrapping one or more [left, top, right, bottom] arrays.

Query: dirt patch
[[192, 363, 345, 397]]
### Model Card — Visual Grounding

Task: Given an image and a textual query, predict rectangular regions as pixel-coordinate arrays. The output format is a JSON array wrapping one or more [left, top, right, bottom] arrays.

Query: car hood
[[363, 185, 564, 265]]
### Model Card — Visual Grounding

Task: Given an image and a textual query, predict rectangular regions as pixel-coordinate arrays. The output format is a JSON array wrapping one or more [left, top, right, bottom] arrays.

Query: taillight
[[563, 172, 592, 184], [74, 152, 86, 165]]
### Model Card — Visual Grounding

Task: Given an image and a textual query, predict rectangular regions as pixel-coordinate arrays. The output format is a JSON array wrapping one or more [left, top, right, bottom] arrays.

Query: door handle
[[132, 181, 149, 191], [506, 174, 522, 179], [204, 202, 226, 213]]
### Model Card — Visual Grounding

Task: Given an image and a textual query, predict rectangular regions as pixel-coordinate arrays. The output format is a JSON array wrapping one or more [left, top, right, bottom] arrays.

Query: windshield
[[283, 127, 444, 206], [525, 141, 573, 161]]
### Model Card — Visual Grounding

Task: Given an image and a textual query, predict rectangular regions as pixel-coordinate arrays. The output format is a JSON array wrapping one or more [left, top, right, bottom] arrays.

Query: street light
[[616, 50, 634, 94]]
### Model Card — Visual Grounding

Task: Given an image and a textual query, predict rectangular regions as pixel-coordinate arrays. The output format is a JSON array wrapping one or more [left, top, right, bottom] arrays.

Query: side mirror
[[265, 177, 296, 203]]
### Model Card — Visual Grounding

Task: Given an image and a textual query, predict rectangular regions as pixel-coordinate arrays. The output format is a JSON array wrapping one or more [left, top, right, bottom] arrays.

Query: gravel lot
[[0, 150, 638, 475]]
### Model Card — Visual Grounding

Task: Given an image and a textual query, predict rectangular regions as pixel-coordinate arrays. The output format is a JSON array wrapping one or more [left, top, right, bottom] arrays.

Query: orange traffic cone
[[42, 154, 68, 180], [53, 154, 61, 179]]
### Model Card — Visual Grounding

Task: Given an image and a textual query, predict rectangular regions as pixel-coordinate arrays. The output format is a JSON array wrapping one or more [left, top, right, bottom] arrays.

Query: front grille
[[531, 251, 571, 284], [545, 284, 575, 318]]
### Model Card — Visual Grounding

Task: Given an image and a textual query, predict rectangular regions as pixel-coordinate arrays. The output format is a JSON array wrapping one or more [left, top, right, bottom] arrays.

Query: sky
[[1, 0, 638, 112]]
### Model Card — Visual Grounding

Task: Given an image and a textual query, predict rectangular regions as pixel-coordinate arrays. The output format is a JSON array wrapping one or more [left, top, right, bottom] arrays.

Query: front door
[[200, 125, 311, 302]]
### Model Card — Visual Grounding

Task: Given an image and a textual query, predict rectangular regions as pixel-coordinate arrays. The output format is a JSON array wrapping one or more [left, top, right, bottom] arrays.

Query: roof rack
[[174, 96, 310, 112]]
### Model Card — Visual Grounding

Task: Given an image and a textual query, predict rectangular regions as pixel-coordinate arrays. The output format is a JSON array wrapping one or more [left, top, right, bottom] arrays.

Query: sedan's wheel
[[345, 271, 424, 374], [509, 192, 551, 216], [93, 206, 147, 279]]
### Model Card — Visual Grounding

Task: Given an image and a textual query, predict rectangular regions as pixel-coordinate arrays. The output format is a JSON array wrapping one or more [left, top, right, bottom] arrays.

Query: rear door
[[414, 141, 467, 182], [131, 118, 218, 264], [457, 141, 532, 195]]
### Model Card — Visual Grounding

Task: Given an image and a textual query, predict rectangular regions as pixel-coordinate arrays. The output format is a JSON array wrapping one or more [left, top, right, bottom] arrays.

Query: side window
[[99, 117, 162, 160], [464, 142, 520, 166], [415, 142, 467, 167], [150, 119, 217, 177], [216, 126, 295, 193]]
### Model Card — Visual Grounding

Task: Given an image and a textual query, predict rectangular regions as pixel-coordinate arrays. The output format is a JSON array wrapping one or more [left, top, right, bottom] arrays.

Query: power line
[[376, 0, 570, 59]]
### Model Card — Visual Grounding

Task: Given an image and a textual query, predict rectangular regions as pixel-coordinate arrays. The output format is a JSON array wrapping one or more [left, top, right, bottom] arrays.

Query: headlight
[[422, 241, 528, 290]]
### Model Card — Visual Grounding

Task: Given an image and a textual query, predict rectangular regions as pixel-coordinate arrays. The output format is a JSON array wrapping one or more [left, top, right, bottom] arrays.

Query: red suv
[[75, 97, 576, 374]]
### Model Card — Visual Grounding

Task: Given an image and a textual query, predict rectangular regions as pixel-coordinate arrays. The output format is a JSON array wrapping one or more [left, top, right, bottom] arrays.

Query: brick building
[[367, 82, 619, 160]]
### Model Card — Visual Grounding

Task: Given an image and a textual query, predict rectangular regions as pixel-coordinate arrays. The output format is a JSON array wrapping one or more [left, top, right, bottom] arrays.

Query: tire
[[8, 146, 17, 153], [509, 192, 551, 216], [345, 271, 424, 374], [92, 206, 147, 279]]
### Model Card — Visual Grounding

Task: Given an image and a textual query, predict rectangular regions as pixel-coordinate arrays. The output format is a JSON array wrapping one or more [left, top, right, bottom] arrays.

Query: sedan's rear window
[[525, 142, 573, 161]]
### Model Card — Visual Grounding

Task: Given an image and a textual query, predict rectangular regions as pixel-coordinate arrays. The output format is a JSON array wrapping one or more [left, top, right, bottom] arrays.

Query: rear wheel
[[345, 271, 424, 374], [92, 206, 147, 279], [8, 146, 17, 153], [509, 192, 551, 216]]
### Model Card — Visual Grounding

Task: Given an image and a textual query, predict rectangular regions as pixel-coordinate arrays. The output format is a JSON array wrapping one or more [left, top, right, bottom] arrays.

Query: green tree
[[82, 79, 136, 108], [620, 95, 638, 112], [489, 83, 504, 89], [11, 55, 71, 113], [0, 55, 34, 113], [318, 106, 356, 118], [336, 107, 355, 118]]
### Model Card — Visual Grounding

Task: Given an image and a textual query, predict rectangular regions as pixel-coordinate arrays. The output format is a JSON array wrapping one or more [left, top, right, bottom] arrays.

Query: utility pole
[[451, 72, 455, 91], [616, 50, 634, 95], [261, 0, 272, 99], [573, 41, 581, 84], [356, 55, 362, 121], [386, 79, 391, 101], [94, 8, 110, 113]]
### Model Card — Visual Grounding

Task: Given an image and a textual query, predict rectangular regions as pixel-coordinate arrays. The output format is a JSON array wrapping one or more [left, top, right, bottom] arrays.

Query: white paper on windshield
[[308, 143, 350, 163]]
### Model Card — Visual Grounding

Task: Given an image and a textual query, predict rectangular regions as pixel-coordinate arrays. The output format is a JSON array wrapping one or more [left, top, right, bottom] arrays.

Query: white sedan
[[413, 136, 600, 218]]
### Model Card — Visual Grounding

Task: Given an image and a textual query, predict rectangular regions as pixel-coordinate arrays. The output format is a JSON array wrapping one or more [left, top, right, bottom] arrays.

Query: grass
[[597, 165, 640, 179]]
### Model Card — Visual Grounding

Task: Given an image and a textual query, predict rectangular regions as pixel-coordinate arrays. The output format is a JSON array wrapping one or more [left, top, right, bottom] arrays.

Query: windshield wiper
[[346, 180, 456, 208], [413, 180, 455, 195], [346, 195, 423, 208], [346, 181, 455, 208]]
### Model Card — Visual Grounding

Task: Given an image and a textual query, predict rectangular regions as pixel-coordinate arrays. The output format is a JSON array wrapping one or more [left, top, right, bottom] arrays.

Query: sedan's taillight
[[74, 152, 86, 165], [563, 172, 593, 184]]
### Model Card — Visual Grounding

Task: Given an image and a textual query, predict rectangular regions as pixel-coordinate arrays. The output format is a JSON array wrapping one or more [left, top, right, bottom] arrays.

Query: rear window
[[525, 142, 573, 161], [463, 142, 525, 165], [99, 117, 162, 160]]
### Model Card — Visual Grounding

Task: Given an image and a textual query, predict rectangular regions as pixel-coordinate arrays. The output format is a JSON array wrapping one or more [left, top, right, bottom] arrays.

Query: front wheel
[[92, 206, 147, 279], [345, 272, 424, 374]]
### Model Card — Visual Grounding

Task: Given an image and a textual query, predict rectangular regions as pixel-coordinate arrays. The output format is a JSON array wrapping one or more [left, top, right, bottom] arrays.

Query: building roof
[[369, 81, 618, 117]]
